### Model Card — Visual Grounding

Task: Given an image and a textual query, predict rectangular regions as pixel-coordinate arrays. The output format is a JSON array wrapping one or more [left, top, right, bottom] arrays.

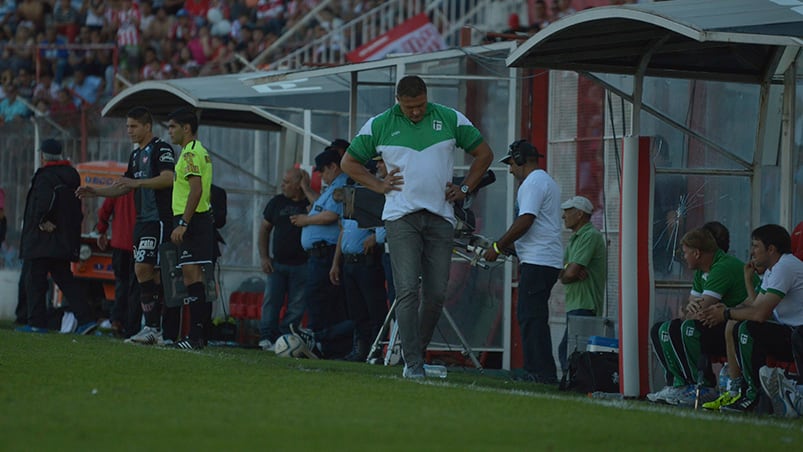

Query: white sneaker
[[258, 339, 274, 351], [60, 312, 78, 334], [125, 326, 165, 345], [646, 385, 683, 403], [759, 366, 801, 418]]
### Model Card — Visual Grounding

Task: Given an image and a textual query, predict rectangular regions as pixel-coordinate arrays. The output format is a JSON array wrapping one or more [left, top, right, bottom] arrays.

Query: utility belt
[[307, 241, 335, 258], [342, 252, 378, 265]]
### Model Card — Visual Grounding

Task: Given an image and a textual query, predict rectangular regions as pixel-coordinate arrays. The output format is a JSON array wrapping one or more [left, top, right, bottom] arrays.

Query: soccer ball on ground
[[274, 333, 307, 358]]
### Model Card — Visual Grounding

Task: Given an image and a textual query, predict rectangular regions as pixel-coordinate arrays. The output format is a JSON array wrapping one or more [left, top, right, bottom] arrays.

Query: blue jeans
[[385, 211, 454, 368], [259, 262, 307, 342], [558, 309, 596, 371], [342, 257, 388, 344], [518, 263, 560, 382]]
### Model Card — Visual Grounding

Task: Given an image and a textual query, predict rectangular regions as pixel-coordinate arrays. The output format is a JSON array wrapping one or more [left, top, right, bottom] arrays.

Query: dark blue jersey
[[126, 137, 175, 222]]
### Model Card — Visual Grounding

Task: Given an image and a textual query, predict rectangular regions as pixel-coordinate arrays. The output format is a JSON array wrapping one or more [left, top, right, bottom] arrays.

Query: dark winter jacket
[[20, 161, 83, 261]]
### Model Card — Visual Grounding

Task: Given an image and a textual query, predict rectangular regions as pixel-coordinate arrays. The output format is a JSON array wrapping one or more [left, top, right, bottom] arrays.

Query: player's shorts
[[175, 212, 214, 267], [133, 220, 168, 266]]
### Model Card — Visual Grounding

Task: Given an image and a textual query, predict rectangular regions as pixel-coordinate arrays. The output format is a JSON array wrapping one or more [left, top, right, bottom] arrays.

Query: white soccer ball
[[274, 333, 306, 358]]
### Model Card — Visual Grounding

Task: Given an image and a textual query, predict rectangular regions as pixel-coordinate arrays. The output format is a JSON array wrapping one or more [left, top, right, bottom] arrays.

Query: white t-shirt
[[514, 169, 563, 268], [760, 253, 803, 326]]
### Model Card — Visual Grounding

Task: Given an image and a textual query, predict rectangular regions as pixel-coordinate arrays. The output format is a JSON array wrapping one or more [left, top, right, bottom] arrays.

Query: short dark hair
[[681, 228, 718, 254], [396, 75, 427, 98], [167, 107, 198, 134], [127, 106, 153, 126], [702, 221, 730, 253], [751, 224, 791, 255]]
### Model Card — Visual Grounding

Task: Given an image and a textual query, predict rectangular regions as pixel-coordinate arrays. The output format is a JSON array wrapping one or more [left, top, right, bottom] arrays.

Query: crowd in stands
[[0, 0, 644, 130], [0, 0, 387, 128]]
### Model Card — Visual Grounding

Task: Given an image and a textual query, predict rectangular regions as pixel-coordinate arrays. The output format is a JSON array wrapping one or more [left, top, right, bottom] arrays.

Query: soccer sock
[[140, 280, 160, 328], [186, 282, 206, 341], [162, 305, 181, 342]]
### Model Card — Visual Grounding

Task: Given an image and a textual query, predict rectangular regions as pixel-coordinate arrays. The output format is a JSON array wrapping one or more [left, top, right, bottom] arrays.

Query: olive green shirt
[[564, 222, 606, 315]]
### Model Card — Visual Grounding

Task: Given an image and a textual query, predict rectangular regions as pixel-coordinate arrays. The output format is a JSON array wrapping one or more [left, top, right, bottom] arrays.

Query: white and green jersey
[[759, 253, 803, 326], [689, 249, 749, 308], [347, 102, 484, 225]]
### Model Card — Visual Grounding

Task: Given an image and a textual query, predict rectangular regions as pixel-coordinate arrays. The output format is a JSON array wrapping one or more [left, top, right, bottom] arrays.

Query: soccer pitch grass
[[1, 326, 801, 451]]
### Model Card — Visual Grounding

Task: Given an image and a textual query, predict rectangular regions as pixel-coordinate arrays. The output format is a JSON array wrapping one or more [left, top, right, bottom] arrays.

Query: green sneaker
[[702, 391, 741, 410]]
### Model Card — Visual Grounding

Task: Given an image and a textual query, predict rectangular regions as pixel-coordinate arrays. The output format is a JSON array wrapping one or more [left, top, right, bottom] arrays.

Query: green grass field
[[1, 324, 801, 451]]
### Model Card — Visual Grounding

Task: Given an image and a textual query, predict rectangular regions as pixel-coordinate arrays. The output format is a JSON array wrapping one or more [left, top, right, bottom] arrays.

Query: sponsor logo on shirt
[[159, 152, 174, 163]]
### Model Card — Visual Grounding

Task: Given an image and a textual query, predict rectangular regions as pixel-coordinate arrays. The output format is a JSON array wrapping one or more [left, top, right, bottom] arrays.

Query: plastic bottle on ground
[[423, 364, 447, 379]]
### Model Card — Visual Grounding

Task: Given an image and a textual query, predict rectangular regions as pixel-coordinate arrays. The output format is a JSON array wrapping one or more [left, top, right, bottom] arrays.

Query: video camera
[[336, 170, 499, 268]]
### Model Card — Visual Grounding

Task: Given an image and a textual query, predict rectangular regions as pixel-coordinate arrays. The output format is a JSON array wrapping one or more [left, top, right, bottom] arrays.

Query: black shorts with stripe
[[175, 212, 214, 267], [133, 220, 167, 267]]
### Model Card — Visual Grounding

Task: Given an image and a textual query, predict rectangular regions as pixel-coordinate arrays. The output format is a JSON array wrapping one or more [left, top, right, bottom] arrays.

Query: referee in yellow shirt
[[167, 107, 214, 350]]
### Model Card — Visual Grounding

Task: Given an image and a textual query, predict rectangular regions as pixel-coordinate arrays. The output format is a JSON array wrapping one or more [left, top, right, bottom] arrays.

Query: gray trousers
[[385, 211, 454, 368]]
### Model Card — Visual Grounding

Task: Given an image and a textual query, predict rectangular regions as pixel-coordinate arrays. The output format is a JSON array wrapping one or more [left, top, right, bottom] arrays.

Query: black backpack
[[559, 351, 620, 394]]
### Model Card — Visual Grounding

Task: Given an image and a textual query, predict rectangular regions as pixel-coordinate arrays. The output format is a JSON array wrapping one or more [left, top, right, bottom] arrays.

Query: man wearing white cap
[[558, 195, 606, 372], [484, 139, 562, 384]]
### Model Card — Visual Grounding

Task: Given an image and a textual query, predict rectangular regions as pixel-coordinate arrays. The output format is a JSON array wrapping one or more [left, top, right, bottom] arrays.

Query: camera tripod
[[366, 235, 499, 370]]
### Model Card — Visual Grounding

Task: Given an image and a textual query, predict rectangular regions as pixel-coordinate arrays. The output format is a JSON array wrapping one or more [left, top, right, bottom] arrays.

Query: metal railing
[[267, 0, 494, 70]]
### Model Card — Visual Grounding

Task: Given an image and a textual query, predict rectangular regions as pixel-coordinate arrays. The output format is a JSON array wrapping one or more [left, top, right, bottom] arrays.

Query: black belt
[[307, 244, 335, 258], [343, 251, 379, 265]]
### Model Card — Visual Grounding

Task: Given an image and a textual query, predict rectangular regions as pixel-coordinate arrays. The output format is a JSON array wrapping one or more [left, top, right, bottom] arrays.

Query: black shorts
[[175, 212, 214, 267], [133, 220, 168, 266]]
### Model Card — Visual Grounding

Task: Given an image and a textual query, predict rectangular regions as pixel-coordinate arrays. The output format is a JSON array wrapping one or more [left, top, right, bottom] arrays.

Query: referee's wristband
[[492, 242, 501, 254]]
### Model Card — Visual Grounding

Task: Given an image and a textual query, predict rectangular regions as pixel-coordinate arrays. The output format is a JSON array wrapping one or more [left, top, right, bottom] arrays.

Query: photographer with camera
[[484, 139, 562, 384], [341, 75, 493, 379]]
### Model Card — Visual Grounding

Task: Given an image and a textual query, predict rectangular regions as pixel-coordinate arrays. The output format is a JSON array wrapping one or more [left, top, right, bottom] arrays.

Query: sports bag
[[559, 351, 619, 393]]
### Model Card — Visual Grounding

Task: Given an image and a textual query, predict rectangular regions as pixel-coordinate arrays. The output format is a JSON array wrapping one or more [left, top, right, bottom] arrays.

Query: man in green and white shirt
[[341, 75, 493, 379]]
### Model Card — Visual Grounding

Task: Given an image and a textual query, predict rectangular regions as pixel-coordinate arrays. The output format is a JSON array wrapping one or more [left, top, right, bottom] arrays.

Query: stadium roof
[[507, 0, 803, 84]]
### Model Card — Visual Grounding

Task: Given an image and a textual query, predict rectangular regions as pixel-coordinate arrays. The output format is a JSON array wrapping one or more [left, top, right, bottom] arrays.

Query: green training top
[[563, 222, 606, 315], [690, 249, 752, 307]]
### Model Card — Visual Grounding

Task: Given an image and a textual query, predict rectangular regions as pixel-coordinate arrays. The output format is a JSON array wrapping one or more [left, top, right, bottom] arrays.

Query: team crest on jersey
[[684, 326, 695, 337], [432, 120, 442, 131], [160, 152, 174, 163]]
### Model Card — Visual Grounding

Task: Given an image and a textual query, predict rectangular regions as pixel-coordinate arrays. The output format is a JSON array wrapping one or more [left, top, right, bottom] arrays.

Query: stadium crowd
[[0, 0, 393, 128]]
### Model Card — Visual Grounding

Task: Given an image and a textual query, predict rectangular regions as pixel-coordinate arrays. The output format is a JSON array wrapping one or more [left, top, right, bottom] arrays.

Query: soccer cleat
[[759, 366, 801, 418], [15, 325, 49, 333], [290, 324, 317, 351], [172, 336, 204, 350], [646, 385, 684, 403], [402, 363, 425, 379], [675, 386, 719, 407], [258, 339, 274, 351], [702, 391, 741, 410], [125, 326, 165, 345], [720, 395, 757, 413], [75, 321, 98, 335]]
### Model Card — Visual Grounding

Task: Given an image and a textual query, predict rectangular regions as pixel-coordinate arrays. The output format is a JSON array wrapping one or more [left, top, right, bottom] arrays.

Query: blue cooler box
[[587, 336, 619, 353]]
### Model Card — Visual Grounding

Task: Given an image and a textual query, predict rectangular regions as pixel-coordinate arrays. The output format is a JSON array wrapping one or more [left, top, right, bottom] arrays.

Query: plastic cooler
[[587, 336, 619, 353]]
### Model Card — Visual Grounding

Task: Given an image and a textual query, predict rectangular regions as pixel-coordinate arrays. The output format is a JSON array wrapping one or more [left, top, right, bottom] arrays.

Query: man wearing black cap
[[288, 146, 350, 358], [484, 139, 563, 384], [17, 139, 97, 334]]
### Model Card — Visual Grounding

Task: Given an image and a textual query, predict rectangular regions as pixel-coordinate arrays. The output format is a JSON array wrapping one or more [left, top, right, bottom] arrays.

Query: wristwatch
[[178, 218, 189, 227], [460, 184, 470, 194]]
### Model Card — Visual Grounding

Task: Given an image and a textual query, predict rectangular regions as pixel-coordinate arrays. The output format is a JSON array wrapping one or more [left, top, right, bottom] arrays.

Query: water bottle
[[718, 363, 730, 394], [423, 364, 448, 379]]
